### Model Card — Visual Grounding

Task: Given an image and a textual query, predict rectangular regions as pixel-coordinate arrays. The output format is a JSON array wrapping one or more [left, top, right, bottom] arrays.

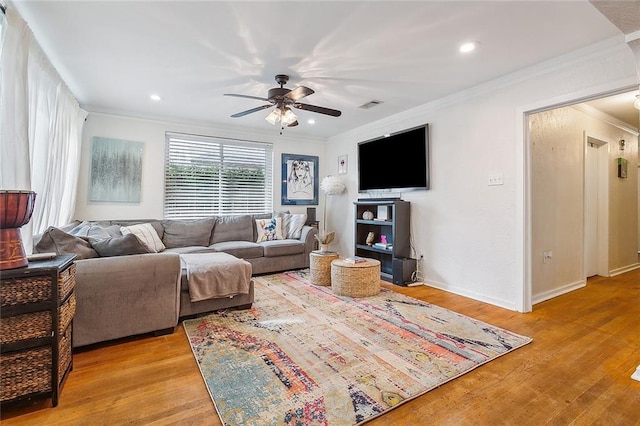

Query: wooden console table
[[0, 254, 76, 408]]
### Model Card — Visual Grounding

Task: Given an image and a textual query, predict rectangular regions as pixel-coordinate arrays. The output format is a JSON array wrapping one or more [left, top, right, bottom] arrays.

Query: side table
[[0, 254, 77, 408], [309, 251, 339, 286], [331, 258, 381, 297]]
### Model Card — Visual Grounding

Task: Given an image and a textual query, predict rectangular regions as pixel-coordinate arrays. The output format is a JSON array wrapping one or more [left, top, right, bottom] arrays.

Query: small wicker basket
[[310, 251, 339, 286], [331, 258, 381, 297]]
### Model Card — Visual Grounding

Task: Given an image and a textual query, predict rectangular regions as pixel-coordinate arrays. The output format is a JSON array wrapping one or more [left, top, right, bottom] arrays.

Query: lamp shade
[[265, 108, 281, 124], [281, 107, 298, 126], [320, 175, 345, 195]]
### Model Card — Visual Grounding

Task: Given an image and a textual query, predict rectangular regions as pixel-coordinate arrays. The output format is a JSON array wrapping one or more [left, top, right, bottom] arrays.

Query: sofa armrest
[[72, 252, 182, 347], [300, 225, 318, 261]]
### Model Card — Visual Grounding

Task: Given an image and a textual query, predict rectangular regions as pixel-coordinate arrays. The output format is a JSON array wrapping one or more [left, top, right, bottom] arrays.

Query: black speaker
[[306, 207, 316, 222], [392, 257, 416, 286]]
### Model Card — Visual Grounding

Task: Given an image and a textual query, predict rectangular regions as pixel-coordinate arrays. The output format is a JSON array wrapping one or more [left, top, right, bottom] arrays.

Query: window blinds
[[164, 132, 273, 219]]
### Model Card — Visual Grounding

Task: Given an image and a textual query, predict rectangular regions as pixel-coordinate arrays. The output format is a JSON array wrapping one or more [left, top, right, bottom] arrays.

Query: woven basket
[[1, 275, 52, 308], [0, 311, 51, 344], [1, 293, 76, 345], [331, 258, 381, 297], [310, 251, 339, 286], [0, 264, 75, 308], [59, 265, 76, 301], [0, 346, 52, 402], [59, 293, 76, 333], [58, 325, 72, 383]]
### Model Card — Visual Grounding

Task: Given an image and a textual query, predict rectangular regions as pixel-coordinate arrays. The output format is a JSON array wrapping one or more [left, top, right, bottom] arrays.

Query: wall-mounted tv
[[358, 124, 429, 193]]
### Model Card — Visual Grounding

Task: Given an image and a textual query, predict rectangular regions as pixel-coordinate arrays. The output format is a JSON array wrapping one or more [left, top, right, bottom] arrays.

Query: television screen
[[358, 124, 429, 193]]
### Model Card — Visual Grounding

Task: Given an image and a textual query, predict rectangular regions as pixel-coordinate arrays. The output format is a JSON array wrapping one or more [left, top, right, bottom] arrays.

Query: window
[[164, 132, 273, 219]]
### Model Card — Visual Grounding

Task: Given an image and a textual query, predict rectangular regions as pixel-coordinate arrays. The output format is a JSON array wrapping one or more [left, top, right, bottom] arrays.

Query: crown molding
[[83, 109, 327, 146], [572, 104, 639, 135]]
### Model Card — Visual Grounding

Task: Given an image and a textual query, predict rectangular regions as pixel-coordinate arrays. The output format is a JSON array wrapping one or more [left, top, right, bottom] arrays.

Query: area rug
[[183, 270, 532, 426]]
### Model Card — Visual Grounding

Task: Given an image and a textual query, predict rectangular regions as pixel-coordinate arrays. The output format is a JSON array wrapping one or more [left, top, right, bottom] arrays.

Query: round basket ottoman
[[331, 258, 381, 297], [309, 251, 339, 286]]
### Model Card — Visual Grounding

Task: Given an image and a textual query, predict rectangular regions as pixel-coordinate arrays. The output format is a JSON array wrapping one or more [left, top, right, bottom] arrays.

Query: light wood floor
[[2, 267, 639, 425]]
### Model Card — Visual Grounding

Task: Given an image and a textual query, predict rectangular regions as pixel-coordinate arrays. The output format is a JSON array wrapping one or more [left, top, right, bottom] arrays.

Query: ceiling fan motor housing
[[268, 87, 291, 103]]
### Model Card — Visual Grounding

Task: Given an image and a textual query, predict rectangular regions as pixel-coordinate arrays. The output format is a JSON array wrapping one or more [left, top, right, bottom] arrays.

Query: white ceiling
[[11, 1, 636, 139]]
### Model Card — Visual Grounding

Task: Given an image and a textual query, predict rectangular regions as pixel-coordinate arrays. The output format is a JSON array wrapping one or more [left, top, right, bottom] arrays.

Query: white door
[[584, 137, 608, 278], [584, 143, 599, 277]]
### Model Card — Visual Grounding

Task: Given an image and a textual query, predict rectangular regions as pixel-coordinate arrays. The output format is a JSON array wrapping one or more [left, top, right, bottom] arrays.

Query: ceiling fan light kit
[[225, 74, 342, 129]]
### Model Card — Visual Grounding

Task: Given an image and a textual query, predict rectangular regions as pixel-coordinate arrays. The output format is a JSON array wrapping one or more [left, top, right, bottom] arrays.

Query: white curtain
[[0, 7, 87, 250]]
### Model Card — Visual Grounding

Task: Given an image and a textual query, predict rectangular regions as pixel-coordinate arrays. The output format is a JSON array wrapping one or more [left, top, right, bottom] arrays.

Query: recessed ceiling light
[[459, 41, 479, 53], [307, 118, 316, 124], [150, 94, 162, 101]]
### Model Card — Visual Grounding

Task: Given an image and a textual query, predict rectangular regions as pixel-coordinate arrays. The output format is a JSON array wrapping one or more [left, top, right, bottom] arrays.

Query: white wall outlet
[[488, 173, 504, 186], [543, 250, 553, 263]]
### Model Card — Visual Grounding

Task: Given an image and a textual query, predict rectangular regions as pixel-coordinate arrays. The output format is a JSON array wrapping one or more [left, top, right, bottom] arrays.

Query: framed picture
[[281, 153, 318, 205], [89, 137, 143, 202], [338, 154, 348, 174]]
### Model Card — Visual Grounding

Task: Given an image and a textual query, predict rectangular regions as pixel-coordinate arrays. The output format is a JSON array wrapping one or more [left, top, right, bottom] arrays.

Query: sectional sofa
[[34, 213, 317, 347]]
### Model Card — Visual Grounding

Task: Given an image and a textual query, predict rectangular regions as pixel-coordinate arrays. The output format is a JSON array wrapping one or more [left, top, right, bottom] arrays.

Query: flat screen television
[[358, 124, 429, 193]]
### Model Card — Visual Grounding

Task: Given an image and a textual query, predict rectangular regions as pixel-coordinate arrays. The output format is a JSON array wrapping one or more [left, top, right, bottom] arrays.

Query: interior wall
[[326, 36, 637, 311], [76, 113, 326, 220], [609, 133, 639, 274], [530, 106, 638, 303]]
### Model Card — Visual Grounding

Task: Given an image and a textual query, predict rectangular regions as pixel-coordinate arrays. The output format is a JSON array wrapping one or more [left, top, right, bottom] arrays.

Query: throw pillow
[[255, 217, 284, 242], [69, 221, 122, 240], [90, 234, 152, 257], [121, 223, 165, 253], [278, 213, 307, 239], [35, 227, 99, 259]]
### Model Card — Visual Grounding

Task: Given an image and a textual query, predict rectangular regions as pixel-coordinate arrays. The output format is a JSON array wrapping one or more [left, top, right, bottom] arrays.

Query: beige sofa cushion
[[162, 218, 215, 248], [260, 240, 305, 257], [211, 215, 253, 244]]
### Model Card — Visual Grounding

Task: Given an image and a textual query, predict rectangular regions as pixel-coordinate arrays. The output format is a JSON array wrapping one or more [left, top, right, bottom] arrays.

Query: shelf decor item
[[366, 232, 375, 246], [0, 190, 37, 270], [362, 210, 374, 220]]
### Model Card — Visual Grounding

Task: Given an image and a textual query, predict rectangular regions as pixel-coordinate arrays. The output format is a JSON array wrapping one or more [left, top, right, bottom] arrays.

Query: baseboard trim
[[609, 263, 640, 277], [532, 280, 585, 305], [423, 279, 516, 312]]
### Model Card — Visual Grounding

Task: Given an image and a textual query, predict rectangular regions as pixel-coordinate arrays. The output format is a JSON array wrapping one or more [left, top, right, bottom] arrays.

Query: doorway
[[584, 136, 609, 278], [523, 86, 639, 312]]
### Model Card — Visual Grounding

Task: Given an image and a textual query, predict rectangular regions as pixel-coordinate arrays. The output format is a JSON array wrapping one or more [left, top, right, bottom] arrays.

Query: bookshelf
[[353, 199, 411, 284]]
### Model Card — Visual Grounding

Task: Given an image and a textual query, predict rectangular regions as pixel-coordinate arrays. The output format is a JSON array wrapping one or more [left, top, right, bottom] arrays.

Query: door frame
[[516, 80, 637, 313]]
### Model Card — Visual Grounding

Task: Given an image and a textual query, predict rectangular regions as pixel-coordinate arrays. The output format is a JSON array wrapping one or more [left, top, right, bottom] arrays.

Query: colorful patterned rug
[[183, 270, 532, 425]]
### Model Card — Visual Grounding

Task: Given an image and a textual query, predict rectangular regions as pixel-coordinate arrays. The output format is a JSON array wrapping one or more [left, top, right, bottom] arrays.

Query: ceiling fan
[[224, 74, 342, 128]]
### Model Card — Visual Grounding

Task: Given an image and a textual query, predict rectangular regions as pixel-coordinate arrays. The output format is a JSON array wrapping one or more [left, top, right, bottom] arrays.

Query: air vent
[[359, 100, 384, 109]]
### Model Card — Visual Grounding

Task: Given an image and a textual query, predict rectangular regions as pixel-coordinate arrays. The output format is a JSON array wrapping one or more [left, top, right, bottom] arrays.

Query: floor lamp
[[316, 175, 345, 252]]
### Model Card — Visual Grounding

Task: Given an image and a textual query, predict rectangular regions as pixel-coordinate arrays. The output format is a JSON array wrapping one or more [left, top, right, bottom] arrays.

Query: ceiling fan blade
[[224, 93, 270, 101], [287, 120, 299, 127], [285, 86, 314, 102], [231, 104, 272, 118], [293, 103, 342, 117]]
